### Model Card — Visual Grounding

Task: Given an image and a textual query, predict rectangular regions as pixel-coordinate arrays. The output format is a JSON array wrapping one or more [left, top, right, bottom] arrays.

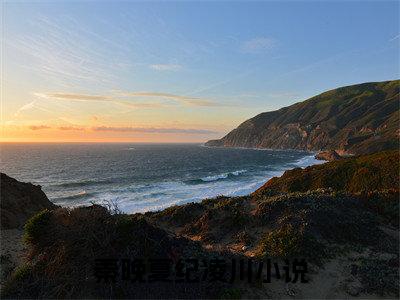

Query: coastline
[[1, 143, 325, 215], [49, 149, 325, 214]]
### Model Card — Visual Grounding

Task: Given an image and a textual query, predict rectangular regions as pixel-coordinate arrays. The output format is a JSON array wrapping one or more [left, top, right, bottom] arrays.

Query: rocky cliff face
[[0, 173, 57, 229], [206, 80, 399, 155]]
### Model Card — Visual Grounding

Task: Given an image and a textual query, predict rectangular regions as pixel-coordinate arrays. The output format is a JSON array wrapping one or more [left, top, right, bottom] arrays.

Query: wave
[[52, 178, 114, 188], [185, 169, 247, 184], [292, 155, 324, 168], [55, 190, 93, 201]]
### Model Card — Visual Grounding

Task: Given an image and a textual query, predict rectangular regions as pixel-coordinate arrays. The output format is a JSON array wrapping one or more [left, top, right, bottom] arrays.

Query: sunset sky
[[1, 1, 399, 142]]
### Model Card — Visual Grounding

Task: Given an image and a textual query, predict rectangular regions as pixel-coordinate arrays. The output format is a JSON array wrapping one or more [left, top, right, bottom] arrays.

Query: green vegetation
[[23, 209, 51, 244], [2, 205, 229, 299], [255, 150, 399, 195], [256, 224, 326, 263], [12, 264, 33, 281]]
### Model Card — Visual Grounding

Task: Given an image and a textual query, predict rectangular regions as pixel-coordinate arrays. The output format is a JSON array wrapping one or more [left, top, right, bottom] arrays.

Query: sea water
[[0, 143, 323, 213]]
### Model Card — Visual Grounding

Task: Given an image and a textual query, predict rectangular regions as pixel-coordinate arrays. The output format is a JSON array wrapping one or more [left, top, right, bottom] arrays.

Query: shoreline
[[46, 151, 325, 214]]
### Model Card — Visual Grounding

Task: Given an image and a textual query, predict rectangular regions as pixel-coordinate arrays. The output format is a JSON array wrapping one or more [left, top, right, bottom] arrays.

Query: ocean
[[0, 143, 323, 213]]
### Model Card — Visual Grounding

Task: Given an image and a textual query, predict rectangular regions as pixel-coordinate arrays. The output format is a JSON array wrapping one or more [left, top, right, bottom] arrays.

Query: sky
[[1, 1, 399, 142]]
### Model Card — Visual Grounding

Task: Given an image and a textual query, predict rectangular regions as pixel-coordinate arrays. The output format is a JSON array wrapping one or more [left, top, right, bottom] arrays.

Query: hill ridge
[[206, 80, 399, 154]]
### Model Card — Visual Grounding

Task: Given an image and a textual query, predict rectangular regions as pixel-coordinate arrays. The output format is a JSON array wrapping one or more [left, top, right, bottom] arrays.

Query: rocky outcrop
[[0, 173, 57, 229], [206, 80, 399, 155], [315, 150, 342, 161]]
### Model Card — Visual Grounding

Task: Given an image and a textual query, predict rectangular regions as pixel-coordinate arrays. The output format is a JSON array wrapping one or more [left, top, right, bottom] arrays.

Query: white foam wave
[[200, 169, 247, 182], [53, 153, 322, 214], [292, 155, 325, 168]]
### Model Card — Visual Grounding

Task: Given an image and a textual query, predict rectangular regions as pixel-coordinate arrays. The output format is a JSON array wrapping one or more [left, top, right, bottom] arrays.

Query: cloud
[[92, 126, 217, 134], [44, 93, 111, 101], [35, 91, 222, 107], [25, 124, 216, 134], [17, 100, 37, 112], [14, 100, 55, 117], [57, 126, 85, 131], [119, 92, 217, 107], [389, 34, 400, 42], [29, 125, 51, 130], [149, 64, 182, 71], [241, 37, 276, 53], [33, 92, 165, 109]]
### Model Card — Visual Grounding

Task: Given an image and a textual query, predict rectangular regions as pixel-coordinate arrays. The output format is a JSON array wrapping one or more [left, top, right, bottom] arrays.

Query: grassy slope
[[254, 150, 399, 195]]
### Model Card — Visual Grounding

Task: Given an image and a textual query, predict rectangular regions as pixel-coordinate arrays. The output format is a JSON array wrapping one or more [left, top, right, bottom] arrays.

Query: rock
[[285, 283, 297, 297], [0, 173, 58, 229], [315, 150, 342, 161], [241, 245, 248, 251]]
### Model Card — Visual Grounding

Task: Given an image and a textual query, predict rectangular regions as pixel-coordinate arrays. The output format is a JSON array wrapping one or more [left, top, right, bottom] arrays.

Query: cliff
[[0, 173, 57, 229], [206, 80, 399, 155]]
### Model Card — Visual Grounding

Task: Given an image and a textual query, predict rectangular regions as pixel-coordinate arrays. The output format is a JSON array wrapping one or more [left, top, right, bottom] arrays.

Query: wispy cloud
[[14, 99, 57, 117], [15, 100, 37, 115], [57, 126, 85, 131], [241, 37, 276, 53], [92, 126, 217, 134], [27, 124, 217, 134], [43, 93, 111, 101], [33, 92, 165, 109], [29, 125, 51, 130], [149, 64, 182, 71], [118, 92, 218, 107], [35, 91, 222, 107], [389, 34, 400, 42]]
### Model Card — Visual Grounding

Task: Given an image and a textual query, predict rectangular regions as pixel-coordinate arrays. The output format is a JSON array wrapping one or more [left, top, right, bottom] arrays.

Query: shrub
[[257, 223, 327, 264], [360, 189, 399, 227], [23, 209, 51, 244]]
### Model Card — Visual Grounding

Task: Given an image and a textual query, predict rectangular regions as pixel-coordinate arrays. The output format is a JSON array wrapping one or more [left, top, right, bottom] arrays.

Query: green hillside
[[206, 80, 399, 154]]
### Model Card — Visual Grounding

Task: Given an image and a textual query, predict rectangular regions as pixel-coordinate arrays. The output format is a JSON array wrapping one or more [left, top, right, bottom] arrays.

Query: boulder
[[315, 150, 342, 161]]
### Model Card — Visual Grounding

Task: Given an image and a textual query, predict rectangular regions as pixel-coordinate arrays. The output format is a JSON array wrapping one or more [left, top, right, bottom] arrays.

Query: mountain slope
[[206, 80, 399, 154]]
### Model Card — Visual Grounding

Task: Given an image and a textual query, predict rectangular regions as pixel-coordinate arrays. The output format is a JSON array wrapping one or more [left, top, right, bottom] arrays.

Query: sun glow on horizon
[[2, 1, 398, 143]]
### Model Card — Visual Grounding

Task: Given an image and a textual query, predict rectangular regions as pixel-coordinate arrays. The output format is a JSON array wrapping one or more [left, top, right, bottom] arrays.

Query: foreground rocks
[[0, 173, 58, 229], [314, 150, 342, 161]]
